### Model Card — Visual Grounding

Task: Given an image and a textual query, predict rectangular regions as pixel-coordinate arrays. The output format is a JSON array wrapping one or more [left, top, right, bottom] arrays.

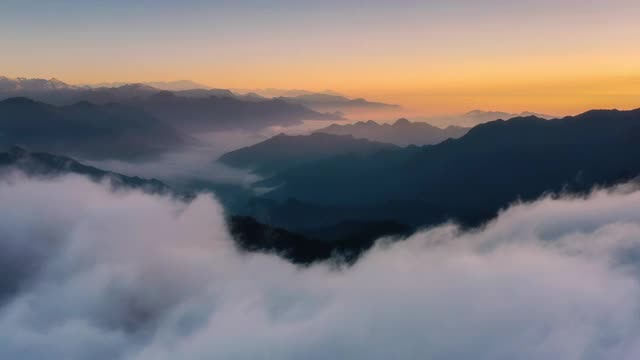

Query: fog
[[86, 130, 268, 188], [2, 173, 640, 359]]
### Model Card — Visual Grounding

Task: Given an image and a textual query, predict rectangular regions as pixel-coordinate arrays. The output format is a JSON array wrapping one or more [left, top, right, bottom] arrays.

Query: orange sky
[[1, 0, 639, 117]]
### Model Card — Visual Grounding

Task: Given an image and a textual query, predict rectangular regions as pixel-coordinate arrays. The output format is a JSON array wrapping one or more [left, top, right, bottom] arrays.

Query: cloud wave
[[2, 173, 640, 359]]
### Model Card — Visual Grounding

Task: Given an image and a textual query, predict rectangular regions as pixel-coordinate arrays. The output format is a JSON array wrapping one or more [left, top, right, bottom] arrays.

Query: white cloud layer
[[87, 131, 264, 187], [2, 173, 640, 359]]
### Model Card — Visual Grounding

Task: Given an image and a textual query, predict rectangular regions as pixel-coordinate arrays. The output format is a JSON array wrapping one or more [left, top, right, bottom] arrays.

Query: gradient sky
[[2, 0, 639, 116]]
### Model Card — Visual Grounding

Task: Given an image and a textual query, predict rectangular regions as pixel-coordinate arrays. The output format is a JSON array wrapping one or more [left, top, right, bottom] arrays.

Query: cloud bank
[[2, 173, 640, 359]]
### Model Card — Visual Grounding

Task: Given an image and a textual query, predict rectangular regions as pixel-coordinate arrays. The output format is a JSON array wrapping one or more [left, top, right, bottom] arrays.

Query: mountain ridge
[[218, 132, 398, 175], [315, 118, 469, 146], [252, 108, 640, 228], [0, 76, 346, 132], [0, 97, 190, 160]]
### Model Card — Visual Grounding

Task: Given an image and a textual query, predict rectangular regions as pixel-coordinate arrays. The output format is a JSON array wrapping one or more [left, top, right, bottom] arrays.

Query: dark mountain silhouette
[[0, 97, 189, 160], [0, 146, 181, 197], [129, 91, 343, 132], [420, 109, 557, 127], [251, 108, 640, 228], [315, 118, 469, 146], [230, 216, 412, 265], [235, 190, 437, 231], [302, 220, 413, 244], [218, 132, 398, 175], [277, 93, 399, 113]]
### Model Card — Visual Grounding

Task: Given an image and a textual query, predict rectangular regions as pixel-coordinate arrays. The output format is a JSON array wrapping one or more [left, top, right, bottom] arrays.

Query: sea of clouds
[[2, 173, 640, 359]]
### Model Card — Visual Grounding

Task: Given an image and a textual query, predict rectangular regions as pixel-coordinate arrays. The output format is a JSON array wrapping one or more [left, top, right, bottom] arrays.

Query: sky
[[1, 0, 640, 116]]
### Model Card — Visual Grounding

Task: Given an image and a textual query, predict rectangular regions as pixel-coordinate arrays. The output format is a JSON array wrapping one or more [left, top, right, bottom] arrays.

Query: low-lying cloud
[[2, 173, 640, 359], [87, 130, 267, 188]]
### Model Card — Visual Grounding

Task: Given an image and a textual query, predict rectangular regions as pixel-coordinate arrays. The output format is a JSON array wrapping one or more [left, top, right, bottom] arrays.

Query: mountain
[[278, 93, 399, 113], [0, 80, 161, 105], [141, 80, 212, 91], [0, 97, 189, 160], [0, 146, 180, 197], [174, 88, 236, 98], [75, 84, 237, 101], [0, 76, 85, 104], [233, 88, 344, 98], [126, 91, 343, 132], [68, 83, 160, 104], [420, 110, 557, 127], [458, 110, 556, 126], [218, 132, 398, 175], [85, 80, 212, 91], [0, 76, 78, 92], [253, 108, 640, 228], [230, 216, 412, 264], [0, 76, 345, 132], [86, 83, 238, 99], [315, 118, 469, 146]]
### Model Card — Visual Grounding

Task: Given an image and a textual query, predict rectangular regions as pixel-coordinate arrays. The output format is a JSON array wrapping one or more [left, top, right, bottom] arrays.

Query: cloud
[[86, 130, 266, 188], [2, 173, 640, 359]]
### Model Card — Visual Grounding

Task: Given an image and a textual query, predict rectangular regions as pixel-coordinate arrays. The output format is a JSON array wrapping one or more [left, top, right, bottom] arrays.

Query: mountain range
[[420, 109, 557, 127], [0, 97, 189, 160], [0, 76, 77, 92], [7, 75, 639, 237], [232, 88, 345, 98], [86, 80, 213, 91], [0, 76, 407, 125], [315, 118, 469, 146], [0, 146, 179, 196], [219, 108, 640, 229], [218, 132, 398, 175], [276, 93, 400, 114], [130, 91, 342, 132], [0, 77, 345, 132]]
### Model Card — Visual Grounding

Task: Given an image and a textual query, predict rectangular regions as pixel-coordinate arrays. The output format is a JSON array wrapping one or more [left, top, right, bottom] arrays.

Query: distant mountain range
[[65, 86, 343, 132], [315, 118, 469, 146], [420, 110, 557, 127], [218, 132, 398, 175], [220, 108, 640, 229], [86, 80, 213, 91], [0, 76, 345, 132], [1, 76, 398, 118], [276, 93, 400, 114], [0, 97, 189, 160], [232, 88, 344, 98], [130, 91, 342, 132]]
